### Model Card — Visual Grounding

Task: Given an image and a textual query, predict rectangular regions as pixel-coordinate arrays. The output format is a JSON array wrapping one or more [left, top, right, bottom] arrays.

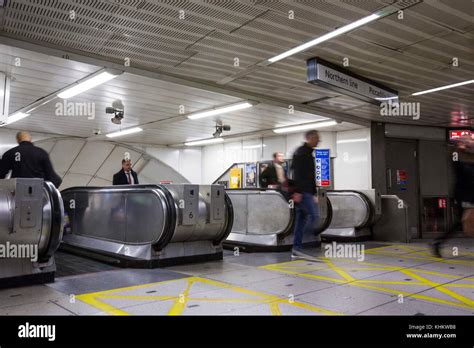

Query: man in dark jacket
[[291, 130, 320, 260], [0, 131, 62, 188], [260, 152, 287, 189], [113, 159, 139, 185]]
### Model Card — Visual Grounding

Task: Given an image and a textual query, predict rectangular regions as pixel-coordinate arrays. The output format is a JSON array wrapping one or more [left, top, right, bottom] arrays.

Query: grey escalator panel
[[0, 179, 64, 288], [60, 184, 232, 267], [224, 189, 331, 250]]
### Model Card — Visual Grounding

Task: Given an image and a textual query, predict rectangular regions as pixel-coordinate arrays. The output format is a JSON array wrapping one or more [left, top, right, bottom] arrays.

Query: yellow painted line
[[363, 244, 398, 252], [364, 250, 474, 265], [357, 280, 426, 286], [351, 281, 474, 310], [187, 297, 266, 303], [269, 302, 282, 315], [168, 277, 195, 315], [323, 259, 355, 282], [275, 299, 342, 315], [76, 294, 130, 316], [445, 284, 474, 288], [400, 270, 474, 307], [262, 265, 347, 283], [98, 295, 177, 301], [77, 276, 189, 297]]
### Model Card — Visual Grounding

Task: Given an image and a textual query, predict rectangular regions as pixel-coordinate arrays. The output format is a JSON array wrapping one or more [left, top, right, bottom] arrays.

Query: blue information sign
[[315, 149, 330, 187]]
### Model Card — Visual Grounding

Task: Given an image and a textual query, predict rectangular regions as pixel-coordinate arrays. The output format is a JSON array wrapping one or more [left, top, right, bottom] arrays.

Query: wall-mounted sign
[[449, 130, 471, 140], [315, 149, 330, 187], [307, 57, 398, 105], [229, 167, 242, 189], [438, 198, 447, 209], [396, 169, 407, 185]]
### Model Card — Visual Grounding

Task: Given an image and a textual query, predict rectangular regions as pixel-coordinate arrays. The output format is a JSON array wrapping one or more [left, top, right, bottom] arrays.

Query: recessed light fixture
[[57, 69, 122, 99], [0, 112, 30, 126], [268, 13, 380, 63], [411, 80, 474, 96], [187, 101, 255, 120], [106, 127, 143, 138], [336, 138, 368, 144], [273, 120, 337, 134], [185, 138, 224, 146]]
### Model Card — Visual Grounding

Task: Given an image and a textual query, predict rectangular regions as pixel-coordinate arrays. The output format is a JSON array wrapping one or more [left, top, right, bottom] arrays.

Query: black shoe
[[431, 242, 442, 258]]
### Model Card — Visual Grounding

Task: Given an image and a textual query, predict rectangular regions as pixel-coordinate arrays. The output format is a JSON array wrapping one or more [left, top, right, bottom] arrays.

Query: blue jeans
[[293, 192, 319, 250]]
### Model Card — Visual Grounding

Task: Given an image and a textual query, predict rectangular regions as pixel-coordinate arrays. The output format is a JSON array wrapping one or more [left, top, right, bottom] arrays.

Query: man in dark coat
[[0, 131, 62, 188], [113, 159, 139, 185], [290, 130, 321, 260]]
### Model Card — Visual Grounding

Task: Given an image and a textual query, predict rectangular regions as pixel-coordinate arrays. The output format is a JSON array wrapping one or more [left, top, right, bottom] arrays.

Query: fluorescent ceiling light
[[185, 138, 224, 146], [187, 101, 254, 120], [411, 80, 474, 96], [273, 120, 337, 134], [243, 144, 266, 149], [337, 138, 368, 144], [57, 70, 121, 99], [106, 127, 143, 138], [375, 96, 399, 101], [1, 112, 30, 126], [268, 13, 380, 63]]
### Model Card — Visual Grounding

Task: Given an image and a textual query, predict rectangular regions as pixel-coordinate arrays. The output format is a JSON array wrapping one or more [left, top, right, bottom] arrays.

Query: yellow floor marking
[[357, 280, 426, 286], [323, 259, 355, 282], [445, 284, 474, 288], [99, 295, 177, 301], [75, 276, 340, 316], [76, 294, 130, 316], [350, 281, 474, 310], [400, 269, 474, 307], [365, 250, 474, 265], [168, 277, 194, 315], [261, 251, 474, 311], [269, 302, 282, 315]]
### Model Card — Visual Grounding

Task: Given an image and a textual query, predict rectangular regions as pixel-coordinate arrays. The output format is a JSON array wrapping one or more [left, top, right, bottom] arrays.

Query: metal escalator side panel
[[227, 190, 293, 237], [213, 191, 234, 246], [152, 184, 177, 251], [0, 186, 13, 239], [60, 186, 169, 247], [315, 194, 332, 234], [38, 181, 64, 262], [327, 191, 371, 229]]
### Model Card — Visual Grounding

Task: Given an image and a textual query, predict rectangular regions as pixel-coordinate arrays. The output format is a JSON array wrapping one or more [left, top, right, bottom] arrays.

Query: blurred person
[[0, 131, 62, 188], [290, 130, 321, 260], [113, 159, 139, 185], [259, 152, 287, 189], [432, 134, 474, 257]]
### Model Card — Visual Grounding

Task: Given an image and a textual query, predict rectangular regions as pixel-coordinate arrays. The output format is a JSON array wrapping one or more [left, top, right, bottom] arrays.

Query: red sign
[[159, 180, 173, 184], [449, 130, 471, 140], [438, 198, 447, 209]]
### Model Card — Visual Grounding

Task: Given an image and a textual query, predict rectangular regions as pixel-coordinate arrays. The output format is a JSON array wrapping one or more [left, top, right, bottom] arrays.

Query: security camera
[[213, 123, 231, 138], [93, 129, 101, 135], [106, 102, 124, 125]]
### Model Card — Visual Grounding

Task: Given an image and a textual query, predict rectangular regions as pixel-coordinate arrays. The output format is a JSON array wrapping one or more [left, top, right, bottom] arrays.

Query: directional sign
[[315, 149, 330, 187]]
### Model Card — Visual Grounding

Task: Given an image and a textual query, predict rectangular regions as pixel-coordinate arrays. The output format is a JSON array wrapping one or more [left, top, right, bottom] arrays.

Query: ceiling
[[0, 0, 473, 145]]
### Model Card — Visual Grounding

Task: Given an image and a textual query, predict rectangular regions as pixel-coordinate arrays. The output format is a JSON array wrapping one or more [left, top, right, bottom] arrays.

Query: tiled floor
[[0, 239, 473, 316]]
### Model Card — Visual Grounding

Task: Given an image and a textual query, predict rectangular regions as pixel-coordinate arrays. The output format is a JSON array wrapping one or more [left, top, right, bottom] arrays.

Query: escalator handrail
[[39, 181, 64, 262]]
